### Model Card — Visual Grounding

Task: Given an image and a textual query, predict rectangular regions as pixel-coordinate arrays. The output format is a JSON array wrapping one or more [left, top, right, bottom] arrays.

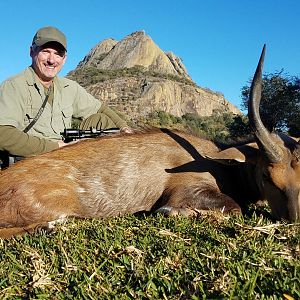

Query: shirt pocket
[[61, 105, 73, 129], [25, 102, 48, 121], [24, 103, 38, 127]]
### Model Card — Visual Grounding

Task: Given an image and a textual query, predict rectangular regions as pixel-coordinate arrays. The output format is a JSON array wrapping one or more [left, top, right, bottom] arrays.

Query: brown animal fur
[[0, 129, 243, 238], [1, 127, 300, 239]]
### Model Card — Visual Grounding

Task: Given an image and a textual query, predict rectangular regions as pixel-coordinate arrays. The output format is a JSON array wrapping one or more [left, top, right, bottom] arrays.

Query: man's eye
[[55, 51, 65, 58]]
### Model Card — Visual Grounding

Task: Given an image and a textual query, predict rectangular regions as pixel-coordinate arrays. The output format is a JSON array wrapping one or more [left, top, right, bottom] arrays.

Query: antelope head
[[249, 45, 300, 222]]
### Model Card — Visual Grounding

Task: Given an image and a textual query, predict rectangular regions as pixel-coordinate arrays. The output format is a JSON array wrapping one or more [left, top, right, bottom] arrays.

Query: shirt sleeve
[[71, 81, 102, 119], [0, 125, 59, 157], [63, 79, 128, 128], [98, 105, 127, 128], [0, 79, 26, 128]]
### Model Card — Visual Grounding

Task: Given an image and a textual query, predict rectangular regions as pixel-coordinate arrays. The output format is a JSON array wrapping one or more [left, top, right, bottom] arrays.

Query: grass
[[0, 205, 299, 299]]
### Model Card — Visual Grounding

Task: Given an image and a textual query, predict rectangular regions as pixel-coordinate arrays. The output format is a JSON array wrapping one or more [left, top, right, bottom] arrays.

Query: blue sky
[[1, 0, 299, 111]]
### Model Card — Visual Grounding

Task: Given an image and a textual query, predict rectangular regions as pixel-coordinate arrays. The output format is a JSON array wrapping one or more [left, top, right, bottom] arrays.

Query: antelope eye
[[262, 172, 269, 180], [262, 171, 272, 183]]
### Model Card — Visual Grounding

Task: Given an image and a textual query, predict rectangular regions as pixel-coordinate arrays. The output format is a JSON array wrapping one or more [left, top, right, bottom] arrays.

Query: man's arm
[[97, 105, 128, 129], [0, 125, 59, 157]]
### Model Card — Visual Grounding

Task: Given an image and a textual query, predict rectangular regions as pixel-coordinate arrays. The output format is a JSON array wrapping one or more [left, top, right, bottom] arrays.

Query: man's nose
[[47, 53, 56, 64]]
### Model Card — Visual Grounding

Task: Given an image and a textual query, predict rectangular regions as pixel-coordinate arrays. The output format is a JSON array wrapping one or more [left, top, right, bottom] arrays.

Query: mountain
[[68, 30, 241, 121]]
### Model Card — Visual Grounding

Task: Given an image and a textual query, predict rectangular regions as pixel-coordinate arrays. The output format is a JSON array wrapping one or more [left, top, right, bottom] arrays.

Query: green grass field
[[0, 205, 299, 299]]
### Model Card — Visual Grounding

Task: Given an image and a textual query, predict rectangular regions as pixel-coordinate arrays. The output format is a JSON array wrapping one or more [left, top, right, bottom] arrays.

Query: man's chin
[[43, 68, 59, 78], [43, 73, 57, 80]]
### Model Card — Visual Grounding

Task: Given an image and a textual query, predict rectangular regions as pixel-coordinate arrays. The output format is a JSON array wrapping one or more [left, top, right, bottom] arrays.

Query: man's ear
[[29, 46, 34, 58], [205, 143, 260, 165], [62, 52, 67, 65], [30, 44, 40, 58]]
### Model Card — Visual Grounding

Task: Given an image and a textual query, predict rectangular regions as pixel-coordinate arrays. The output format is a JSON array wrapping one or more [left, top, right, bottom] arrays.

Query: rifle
[[61, 128, 120, 143]]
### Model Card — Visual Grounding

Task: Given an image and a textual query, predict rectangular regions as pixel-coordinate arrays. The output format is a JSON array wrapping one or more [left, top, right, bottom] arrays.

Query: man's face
[[30, 42, 66, 83]]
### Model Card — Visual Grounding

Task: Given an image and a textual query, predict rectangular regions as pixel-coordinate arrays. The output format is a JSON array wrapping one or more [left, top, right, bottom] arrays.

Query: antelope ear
[[205, 143, 259, 165]]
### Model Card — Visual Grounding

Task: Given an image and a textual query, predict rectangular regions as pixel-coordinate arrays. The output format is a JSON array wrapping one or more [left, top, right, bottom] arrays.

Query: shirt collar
[[25, 66, 39, 87], [25, 66, 67, 93]]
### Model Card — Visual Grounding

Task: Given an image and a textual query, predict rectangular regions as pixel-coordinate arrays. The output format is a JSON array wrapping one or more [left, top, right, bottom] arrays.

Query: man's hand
[[58, 140, 68, 148], [120, 126, 134, 134], [58, 140, 78, 148]]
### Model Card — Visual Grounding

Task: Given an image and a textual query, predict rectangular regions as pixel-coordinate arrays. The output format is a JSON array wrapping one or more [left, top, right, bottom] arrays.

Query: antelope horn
[[248, 44, 283, 162]]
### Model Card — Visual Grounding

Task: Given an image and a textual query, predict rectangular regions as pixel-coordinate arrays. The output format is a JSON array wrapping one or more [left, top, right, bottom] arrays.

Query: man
[[0, 26, 132, 168]]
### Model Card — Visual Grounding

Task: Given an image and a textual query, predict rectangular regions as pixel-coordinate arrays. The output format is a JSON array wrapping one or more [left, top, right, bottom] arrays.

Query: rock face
[[85, 77, 240, 120], [77, 38, 118, 68], [70, 30, 241, 121]]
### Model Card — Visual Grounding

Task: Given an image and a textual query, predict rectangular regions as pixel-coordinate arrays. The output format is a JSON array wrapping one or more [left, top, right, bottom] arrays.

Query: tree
[[182, 110, 250, 143], [241, 71, 300, 135]]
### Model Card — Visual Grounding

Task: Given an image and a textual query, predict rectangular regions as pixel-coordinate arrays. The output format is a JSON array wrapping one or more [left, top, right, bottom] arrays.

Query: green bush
[[67, 66, 196, 88], [145, 110, 250, 144]]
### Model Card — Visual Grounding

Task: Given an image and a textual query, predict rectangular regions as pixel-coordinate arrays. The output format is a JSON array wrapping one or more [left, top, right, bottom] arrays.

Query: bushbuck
[[0, 45, 299, 239]]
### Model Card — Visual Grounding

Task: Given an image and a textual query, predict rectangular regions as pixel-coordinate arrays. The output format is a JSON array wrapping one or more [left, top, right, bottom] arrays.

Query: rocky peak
[[166, 51, 191, 79], [77, 38, 118, 68], [76, 30, 191, 79], [69, 30, 241, 122]]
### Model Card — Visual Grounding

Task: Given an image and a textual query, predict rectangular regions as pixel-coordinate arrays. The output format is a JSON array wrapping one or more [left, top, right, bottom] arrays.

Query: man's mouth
[[45, 65, 56, 69]]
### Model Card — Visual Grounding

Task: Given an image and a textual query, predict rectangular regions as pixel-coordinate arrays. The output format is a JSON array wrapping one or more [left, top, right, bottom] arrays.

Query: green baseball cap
[[32, 26, 67, 51]]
